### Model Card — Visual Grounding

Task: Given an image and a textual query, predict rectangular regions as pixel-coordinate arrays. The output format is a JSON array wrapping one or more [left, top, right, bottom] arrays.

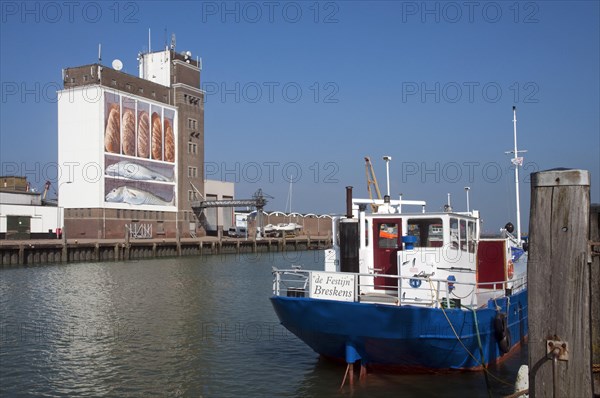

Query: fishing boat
[[270, 109, 528, 372]]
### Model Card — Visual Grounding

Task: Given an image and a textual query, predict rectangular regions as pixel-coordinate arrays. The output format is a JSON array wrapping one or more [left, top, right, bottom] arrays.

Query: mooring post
[[18, 245, 24, 265], [61, 226, 68, 262], [590, 204, 600, 395], [528, 169, 592, 397]]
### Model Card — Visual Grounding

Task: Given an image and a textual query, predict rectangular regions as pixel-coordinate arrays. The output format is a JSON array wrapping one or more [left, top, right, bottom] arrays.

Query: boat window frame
[[450, 217, 459, 249], [468, 221, 476, 253], [377, 222, 399, 249], [460, 219, 467, 251], [406, 217, 444, 248]]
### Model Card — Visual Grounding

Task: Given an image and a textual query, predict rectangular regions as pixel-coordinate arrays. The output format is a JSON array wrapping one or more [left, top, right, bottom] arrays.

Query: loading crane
[[42, 181, 51, 200], [191, 189, 272, 237], [365, 157, 382, 212]]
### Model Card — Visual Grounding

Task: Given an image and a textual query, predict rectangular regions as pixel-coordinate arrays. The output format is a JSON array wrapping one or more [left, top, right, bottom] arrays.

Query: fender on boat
[[494, 312, 511, 354]]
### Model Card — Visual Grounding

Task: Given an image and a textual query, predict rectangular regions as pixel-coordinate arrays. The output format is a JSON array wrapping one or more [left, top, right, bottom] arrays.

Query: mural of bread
[[121, 109, 135, 156], [164, 119, 175, 162], [137, 111, 150, 158], [104, 104, 120, 153], [151, 112, 162, 160]]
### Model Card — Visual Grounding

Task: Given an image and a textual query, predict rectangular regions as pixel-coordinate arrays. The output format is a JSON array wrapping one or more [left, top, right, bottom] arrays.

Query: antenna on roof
[[170, 33, 176, 50], [98, 43, 102, 63], [148, 28, 151, 53]]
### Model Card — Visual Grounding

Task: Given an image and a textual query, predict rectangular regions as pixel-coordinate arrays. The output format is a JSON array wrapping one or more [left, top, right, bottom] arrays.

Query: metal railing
[[272, 268, 527, 309]]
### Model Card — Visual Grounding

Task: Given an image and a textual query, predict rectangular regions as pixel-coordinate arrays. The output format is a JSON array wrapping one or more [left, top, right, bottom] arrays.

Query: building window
[[70, 78, 75, 83], [152, 91, 156, 98], [126, 83, 132, 91], [188, 190, 198, 202], [187, 118, 197, 130], [188, 166, 198, 178], [83, 75, 89, 82], [139, 87, 144, 94], [188, 142, 197, 154], [111, 79, 117, 86]]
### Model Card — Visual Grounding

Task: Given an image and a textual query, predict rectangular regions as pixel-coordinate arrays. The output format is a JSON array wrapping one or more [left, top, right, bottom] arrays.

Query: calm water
[[0, 251, 526, 397]]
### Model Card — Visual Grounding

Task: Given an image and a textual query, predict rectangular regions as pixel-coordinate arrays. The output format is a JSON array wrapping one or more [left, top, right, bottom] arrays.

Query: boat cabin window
[[468, 221, 476, 253], [378, 223, 399, 249], [450, 218, 459, 249], [407, 218, 443, 248], [450, 218, 476, 252]]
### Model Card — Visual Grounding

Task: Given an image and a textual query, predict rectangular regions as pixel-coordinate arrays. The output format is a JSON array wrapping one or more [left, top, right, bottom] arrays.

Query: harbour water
[[0, 252, 526, 397]]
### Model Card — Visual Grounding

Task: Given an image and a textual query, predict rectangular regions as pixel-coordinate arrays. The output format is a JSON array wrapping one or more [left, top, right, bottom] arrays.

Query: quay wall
[[0, 236, 332, 266]]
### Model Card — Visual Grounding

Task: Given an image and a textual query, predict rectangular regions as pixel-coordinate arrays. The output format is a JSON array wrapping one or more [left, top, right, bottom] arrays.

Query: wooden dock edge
[[0, 236, 332, 266]]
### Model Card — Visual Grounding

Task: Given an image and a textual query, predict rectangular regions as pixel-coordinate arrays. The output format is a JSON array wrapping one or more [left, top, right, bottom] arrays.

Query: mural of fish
[[105, 161, 173, 182], [105, 186, 174, 206]]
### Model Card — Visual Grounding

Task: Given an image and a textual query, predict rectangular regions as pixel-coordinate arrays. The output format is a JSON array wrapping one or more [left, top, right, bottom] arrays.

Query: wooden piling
[[528, 169, 592, 397], [590, 204, 600, 395]]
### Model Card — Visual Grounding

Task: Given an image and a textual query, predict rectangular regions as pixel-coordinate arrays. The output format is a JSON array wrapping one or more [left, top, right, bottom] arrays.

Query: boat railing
[[272, 268, 527, 309]]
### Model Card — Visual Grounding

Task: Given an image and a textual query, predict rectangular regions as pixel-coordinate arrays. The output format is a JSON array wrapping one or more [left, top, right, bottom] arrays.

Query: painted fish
[[105, 161, 172, 182], [105, 186, 174, 206]]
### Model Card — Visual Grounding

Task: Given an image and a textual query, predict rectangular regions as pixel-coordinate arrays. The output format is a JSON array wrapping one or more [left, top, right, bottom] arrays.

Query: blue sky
[[1, 1, 598, 233]]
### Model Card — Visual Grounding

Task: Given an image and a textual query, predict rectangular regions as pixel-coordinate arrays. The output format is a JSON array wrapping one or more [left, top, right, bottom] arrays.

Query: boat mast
[[507, 106, 527, 243], [286, 175, 293, 214], [383, 156, 392, 197]]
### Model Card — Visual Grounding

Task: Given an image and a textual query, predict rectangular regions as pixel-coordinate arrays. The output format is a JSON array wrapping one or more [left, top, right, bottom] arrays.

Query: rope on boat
[[466, 303, 493, 398], [503, 388, 529, 398], [451, 287, 476, 300], [431, 281, 514, 388]]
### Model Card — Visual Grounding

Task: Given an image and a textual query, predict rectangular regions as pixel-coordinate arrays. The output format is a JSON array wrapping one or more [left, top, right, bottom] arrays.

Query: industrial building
[[0, 177, 60, 239], [57, 43, 233, 239]]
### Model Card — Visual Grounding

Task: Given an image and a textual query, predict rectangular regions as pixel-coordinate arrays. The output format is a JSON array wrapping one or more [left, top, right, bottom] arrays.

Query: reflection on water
[[0, 251, 525, 397]]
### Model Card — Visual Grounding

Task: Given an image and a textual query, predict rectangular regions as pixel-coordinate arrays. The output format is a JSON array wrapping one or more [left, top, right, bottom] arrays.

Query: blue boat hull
[[270, 290, 528, 371]]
